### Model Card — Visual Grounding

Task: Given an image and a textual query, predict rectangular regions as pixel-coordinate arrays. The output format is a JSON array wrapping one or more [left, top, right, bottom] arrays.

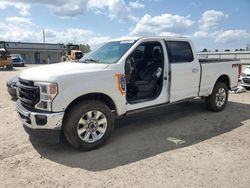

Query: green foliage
[[79, 44, 91, 53]]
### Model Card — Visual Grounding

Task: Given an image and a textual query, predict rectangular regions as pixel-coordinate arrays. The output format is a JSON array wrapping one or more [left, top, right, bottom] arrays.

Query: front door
[[165, 40, 200, 102]]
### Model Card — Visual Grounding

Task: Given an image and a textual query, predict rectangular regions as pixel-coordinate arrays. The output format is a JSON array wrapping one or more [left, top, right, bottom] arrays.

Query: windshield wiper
[[84, 58, 99, 63]]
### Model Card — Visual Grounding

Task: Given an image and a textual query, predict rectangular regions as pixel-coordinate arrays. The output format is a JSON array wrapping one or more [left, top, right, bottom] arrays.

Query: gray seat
[[135, 59, 162, 99]]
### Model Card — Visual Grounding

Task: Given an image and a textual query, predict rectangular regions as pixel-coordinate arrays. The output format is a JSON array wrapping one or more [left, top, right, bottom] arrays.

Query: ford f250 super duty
[[16, 37, 240, 150]]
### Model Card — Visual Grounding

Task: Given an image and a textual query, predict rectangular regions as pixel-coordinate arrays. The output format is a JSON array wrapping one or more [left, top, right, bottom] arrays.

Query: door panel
[[165, 40, 200, 102], [170, 62, 200, 102]]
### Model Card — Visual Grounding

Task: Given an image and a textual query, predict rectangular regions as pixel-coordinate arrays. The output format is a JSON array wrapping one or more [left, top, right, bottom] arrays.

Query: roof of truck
[[109, 36, 189, 42]]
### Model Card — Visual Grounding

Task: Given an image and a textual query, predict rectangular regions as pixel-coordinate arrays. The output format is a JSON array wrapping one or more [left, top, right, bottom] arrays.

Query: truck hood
[[243, 67, 250, 75], [19, 62, 109, 81]]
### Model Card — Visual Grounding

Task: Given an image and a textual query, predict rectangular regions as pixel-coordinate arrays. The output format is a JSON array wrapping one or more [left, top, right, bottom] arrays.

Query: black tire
[[243, 86, 250, 90], [6, 64, 13, 70], [63, 100, 114, 151], [205, 82, 229, 112]]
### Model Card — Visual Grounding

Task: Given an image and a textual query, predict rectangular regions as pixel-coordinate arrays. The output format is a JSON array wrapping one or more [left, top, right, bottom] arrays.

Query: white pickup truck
[[16, 37, 240, 150]]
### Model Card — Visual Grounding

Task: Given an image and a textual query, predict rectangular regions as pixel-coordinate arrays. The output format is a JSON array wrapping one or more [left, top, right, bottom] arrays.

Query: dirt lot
[[0, 65, 250, 188]]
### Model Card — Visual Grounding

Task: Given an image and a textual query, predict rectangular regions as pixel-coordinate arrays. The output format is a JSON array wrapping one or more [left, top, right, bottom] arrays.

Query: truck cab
[[16, 37, 239, 150], [124, 37, 201, 111]]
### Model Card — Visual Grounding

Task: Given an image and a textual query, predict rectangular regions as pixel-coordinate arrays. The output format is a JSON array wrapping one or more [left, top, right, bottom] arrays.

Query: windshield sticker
[[115, 74, 126, 95]]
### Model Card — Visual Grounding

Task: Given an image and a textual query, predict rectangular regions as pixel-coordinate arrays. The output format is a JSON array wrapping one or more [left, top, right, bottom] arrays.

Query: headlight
[[241, 72, 246, 77], [35, 82, 58, 111]]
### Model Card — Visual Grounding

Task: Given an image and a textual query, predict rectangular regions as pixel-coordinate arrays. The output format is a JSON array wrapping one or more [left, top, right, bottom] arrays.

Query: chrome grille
[[242, 78, 250, 84]]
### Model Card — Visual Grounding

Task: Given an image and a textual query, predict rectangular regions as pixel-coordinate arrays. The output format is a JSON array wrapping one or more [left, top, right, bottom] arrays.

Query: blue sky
[[0, 0, 249, 51]]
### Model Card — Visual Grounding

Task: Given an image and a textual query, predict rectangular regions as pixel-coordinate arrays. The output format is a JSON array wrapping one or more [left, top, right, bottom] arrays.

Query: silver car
[[240, 66, 250, 89]]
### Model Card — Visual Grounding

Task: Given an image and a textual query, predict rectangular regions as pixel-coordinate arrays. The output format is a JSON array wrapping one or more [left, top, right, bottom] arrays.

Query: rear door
[[165, 40, 200, 102]]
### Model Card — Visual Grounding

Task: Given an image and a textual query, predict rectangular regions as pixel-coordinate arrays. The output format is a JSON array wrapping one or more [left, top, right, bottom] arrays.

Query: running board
[[125, 97, 203, 116]]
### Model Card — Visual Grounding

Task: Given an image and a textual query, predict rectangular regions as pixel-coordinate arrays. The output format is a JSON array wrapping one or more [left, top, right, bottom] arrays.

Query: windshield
[[0, 50, 7, 58], [80, 41, 135, 64], [11, 54, 21, 58]]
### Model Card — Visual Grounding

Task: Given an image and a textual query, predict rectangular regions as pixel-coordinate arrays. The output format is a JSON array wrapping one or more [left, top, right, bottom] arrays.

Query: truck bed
[[199, 59, 239, 96]]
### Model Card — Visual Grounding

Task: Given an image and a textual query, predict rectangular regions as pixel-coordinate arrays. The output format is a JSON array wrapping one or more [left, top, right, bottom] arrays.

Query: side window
[[165, 41, 194, 63]]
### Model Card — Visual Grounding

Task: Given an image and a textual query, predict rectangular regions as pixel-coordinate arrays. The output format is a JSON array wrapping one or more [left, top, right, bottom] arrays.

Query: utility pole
[[43, 29, 45, 43]]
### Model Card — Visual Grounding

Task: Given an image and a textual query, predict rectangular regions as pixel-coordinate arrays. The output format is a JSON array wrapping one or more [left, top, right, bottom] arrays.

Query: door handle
[[192, 68, 199, 73]]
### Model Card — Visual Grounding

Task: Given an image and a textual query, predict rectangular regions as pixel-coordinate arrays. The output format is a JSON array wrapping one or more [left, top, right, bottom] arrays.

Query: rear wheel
[[205, 82, 228, 112], [63, 100, 114, 150]]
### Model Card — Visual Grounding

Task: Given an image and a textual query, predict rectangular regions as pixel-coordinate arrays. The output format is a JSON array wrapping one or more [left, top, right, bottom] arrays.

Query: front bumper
[[16, 100, 64, 143], [7, 85, 17, 99], [241, 77, 250, 87]]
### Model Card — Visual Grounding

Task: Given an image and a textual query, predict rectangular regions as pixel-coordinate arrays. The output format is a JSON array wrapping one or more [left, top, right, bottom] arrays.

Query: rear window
[[165, 41, 194, 63]]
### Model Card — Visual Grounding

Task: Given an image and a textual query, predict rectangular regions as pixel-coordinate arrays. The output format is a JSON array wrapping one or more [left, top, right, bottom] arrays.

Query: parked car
[[16, 36, 240, 150], [240, 65, 250, 89], [6, 76, 18, 100], [11, 54, 25, 66]]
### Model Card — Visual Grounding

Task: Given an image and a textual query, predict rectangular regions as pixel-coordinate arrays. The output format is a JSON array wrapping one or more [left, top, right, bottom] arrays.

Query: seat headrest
[[153, 49, 160, 57]]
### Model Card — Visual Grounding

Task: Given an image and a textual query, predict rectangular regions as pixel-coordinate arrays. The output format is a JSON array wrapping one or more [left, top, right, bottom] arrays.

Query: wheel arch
[[64, 92, 117, 117], [215, 74, 231, 90]]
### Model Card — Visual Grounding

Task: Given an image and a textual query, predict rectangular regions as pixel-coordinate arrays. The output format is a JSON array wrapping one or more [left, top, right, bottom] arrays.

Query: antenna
[[43, 29, 45, 43]]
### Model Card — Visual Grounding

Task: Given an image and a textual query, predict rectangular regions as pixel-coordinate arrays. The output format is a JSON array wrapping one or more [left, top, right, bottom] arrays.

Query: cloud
[[190, 29, 250, 51], [0, 1, 30, 16], [213, 30, 250, 43], [129, 1, 144, 9], [50, 1, 88, 18], [0, 0, 138, 21], [129, 13, 194, 36], [193, 31, 210, 38], [44, 28, 110, 47], [6, 17, 32, 25], [199, 10, 228, 31], [88, 0, 138, 22], [0, 19, 110, 48]]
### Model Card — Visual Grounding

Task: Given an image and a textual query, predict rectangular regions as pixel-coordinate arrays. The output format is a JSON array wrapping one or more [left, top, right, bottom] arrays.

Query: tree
[[79, 44, 91, 53], [202, 48, 208, 52], [215, 49, 219, 52]]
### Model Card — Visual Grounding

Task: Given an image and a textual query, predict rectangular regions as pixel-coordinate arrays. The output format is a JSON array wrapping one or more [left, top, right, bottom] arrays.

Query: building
[[0, 41, 66, 64]]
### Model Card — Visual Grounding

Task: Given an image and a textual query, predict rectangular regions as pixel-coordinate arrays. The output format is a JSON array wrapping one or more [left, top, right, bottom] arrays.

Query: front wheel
[[63, 100, 114, 150], [243, 86, 250, 90], [6, 64, 13, 70], [205, 82, 229, 112]]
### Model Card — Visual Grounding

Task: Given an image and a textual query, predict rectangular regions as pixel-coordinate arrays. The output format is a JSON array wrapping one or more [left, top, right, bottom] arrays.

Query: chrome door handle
[[192, 68, 199, 73]]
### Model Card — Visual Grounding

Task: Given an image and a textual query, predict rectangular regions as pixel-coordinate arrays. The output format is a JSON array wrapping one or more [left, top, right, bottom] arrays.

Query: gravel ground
[[0, 65, 250, 188]]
